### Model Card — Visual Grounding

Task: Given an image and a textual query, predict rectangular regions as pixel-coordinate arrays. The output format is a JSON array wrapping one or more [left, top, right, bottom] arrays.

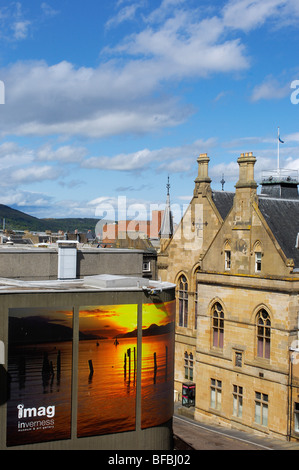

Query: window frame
[[178, 275, 188, 327], [184, 351, 194, 381], [212, 302, 224, 349], [256, 309, 271, 359], [210, 378, 222, 411], [224, 250, 231, 271], [255, 252, 262, 272], [232, 384, 243, 418], [255, 391, 268, 427]]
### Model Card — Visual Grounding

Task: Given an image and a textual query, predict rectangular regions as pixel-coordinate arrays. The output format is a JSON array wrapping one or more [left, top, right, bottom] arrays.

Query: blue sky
[[0, 0, 299, 224]]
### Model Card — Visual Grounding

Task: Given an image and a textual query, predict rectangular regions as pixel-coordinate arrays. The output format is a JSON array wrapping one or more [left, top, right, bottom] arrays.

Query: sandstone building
[[158, 151, 299, 441]]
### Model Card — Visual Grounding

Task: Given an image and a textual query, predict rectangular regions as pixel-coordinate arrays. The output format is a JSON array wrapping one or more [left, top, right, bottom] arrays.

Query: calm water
[[141, 334, 174, 429], [77, 337, 137, 437]]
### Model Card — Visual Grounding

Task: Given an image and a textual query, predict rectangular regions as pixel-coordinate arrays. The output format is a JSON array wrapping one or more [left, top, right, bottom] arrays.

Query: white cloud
[[36, 144, 87, 162], [105, 2, 142, 29], [0, 2, 32, 41], [221, 0, 286, 32], [82, 138, 216, 172], [251, 76, 290, 101], [9, 165, 61, 185]]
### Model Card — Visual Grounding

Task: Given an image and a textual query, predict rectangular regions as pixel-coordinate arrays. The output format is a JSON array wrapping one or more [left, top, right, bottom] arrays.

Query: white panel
[[0, 340, 4, 364]]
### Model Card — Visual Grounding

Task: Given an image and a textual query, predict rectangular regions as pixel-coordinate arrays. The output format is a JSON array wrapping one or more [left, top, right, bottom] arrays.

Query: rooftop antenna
[[220, 174, 225, 191]]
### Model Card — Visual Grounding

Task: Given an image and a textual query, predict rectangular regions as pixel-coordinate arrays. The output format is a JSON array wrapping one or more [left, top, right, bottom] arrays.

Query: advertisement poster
[[141, 300, 175, 429], [77, 304, 138, 437], [6, 307, 73, 447]]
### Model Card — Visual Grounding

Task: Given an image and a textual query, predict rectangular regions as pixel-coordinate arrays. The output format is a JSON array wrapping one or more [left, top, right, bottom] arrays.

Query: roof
[[258, 196, 299, 267], [211, 190, 299, 267], [211, 191, 234, 220], [0, 274, 175, 293], [160, 194, 173, 238]]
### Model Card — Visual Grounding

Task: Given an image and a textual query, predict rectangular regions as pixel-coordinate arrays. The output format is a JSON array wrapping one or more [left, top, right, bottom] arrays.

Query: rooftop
[[0, 274, 175, 294]]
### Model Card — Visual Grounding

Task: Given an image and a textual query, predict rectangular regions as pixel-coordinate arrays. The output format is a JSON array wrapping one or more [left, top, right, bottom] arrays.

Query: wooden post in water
[[124, 352, 127, 379], [153, 352, 157, 384], [88, 359, 94, 376], [127, 348, 131, 383]]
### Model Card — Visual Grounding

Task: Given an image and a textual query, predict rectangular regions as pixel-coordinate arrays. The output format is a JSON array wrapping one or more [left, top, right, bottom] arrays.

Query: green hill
[[0, 204, 98, 233]]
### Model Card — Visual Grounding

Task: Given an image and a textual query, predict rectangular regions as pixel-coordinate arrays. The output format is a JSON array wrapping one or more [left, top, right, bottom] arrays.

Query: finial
[[166, 175, 170, 196], [220, 174, 225, 191]]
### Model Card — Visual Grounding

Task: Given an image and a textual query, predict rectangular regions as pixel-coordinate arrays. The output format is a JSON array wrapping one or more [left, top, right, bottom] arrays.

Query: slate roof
[[258, 196, 299, 267], [212, 191, 234, 220], [211, 190, 299, 267]]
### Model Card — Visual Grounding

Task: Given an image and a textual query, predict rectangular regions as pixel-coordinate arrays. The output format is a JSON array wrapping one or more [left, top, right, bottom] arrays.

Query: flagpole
[[277, 127, 280, 175]]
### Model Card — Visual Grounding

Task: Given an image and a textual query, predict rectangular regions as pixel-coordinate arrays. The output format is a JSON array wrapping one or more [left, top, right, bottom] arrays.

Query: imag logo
[[290, 80, 299, 105], [0, 80, 4, 105]]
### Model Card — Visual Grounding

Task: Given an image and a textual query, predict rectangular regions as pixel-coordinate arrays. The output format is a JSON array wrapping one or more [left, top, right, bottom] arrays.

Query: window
[[210, 378, 222, 410], [143, 261, 151, 272], [256, 309, 271, 359], [255, 252, 262, 272], [178, 275, 188, 327], [233, 385, 243, 418], [212, 302, 224, 348], [234, 351, 242, 367], [294, 403, 299, 433], [225, 250, 231, 270], [184, 351, 194, 380], [255, 392, 268, 426]]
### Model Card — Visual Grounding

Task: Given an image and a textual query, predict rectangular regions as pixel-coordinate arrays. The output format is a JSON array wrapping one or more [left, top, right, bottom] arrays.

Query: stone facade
[[158, 151, 299, 441]]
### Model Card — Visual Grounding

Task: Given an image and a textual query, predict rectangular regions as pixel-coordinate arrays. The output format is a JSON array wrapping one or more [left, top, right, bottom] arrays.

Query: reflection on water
[[141, 334, 174, 429], [77, 332, 174, 437], [77, 337, 137, 437], [7, 341, 72, 446]]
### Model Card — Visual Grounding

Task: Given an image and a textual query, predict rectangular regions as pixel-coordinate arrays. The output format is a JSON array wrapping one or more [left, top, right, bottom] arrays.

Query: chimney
[[235, 152, 257, 191], [57, 240, 78, 280], [233, 152, 257, 225], [194, 153, 211, 196]]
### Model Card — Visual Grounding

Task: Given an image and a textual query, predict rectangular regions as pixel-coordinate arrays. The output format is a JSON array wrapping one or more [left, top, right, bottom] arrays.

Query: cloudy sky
[[0, 0, 299, 223]]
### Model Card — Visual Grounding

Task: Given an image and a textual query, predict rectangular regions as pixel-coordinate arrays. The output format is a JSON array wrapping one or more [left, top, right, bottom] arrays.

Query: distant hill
[[0, 204, 98, 232]]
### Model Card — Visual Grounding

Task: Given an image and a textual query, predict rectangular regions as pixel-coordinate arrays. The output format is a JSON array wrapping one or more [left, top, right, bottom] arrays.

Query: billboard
[[5, 299, 175, 446], [6, 307, 73, 446], [141, 300, 175, 428], [77, 304, 138, 437]]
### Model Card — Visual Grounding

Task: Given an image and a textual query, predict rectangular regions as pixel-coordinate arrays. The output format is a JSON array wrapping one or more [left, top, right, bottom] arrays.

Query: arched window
[[212, 302, 224, 348], [178, 275, 188, 327], [256, 309, 271, 359]]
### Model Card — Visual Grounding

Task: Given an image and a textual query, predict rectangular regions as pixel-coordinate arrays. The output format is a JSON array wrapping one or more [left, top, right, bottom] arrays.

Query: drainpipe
[[288, 347, 299, 441]]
